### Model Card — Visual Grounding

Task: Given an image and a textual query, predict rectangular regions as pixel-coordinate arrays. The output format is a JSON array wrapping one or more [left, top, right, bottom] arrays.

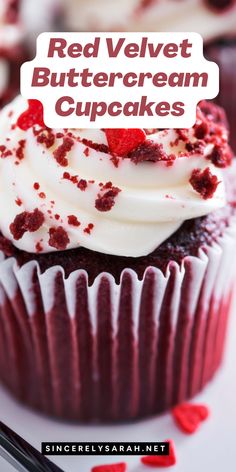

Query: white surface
[[0, 305, 236, 472]]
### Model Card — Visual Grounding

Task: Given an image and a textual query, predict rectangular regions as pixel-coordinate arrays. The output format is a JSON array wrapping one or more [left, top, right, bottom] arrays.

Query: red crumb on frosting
[[208, 143, 233, 168], [17, 100, 45, 130], [33, 182, 40, 190], [141, 439, 176, 467], [83, 147, 90, 157], [15, 197, 22, 206], [128, 140, 176, 164], [39, 192, 46, 199], [194, 121, 209, 139], [0, 235, 15, 257], [81, 138, 109, 155], [48, 226, 70, 250], [172, 403, 209, 434], [68, 215, 81, 226], [35, 241, 43, 252], [176, 129, 189, 142], [15, 139, 26, 160], [77, 179, 88, 191], [53, 136, 74, 167], [92, 463, 127, 472], [84, 223, 94, 235], [63, 171, 78, 184], [35, 128, 55, 148], [0, 145, 13, 158], [95, 183, 121, 212], [10, 209, 45, 240], [62, 171, 88, 191], [105, 128, 146, 156], [190, 167, 220, 199]]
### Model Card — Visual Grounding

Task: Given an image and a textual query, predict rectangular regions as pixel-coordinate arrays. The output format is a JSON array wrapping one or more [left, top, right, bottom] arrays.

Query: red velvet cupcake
[[205, 39, 236, 153], [64, 0, 236, 39], [0, 96, 235, 422], [0, 1, 25, 107]]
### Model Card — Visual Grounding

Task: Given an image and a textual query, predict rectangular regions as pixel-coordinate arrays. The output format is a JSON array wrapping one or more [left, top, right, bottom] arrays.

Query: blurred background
[[0, 0, 235, 150]]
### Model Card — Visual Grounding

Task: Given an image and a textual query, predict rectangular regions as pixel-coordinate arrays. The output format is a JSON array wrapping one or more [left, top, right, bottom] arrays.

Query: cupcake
[[63, 0, 236, 40], [0, 96, 235, 422], [0, 0, 60, 108], [0, 1, 25, 107], [205, 39, 236, 153]]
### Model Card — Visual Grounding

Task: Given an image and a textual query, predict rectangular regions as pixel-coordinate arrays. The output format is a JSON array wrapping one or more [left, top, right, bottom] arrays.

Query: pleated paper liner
[[0, 218, 236, 422]]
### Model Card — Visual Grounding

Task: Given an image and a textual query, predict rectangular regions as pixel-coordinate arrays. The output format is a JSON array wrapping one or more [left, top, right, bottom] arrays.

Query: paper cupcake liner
[[0, 220, 236, 422]]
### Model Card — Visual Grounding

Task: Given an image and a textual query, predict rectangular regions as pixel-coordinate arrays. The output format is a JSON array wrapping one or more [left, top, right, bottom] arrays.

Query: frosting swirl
[[0, 96, 231, 257]]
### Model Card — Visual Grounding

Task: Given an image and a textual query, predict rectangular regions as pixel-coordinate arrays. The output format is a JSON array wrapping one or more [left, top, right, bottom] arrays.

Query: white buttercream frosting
[[65, 0, 236, 41], [0, 96, 228, 257]]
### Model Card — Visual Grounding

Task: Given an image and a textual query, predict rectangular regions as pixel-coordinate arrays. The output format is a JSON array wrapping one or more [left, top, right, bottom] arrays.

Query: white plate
[[1, 303, 236, 472]]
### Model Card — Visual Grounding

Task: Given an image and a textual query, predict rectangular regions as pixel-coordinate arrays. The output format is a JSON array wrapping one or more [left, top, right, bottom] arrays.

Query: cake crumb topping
[[10, 209, 45, 240], [95, 182, 121, 212], [53, 136, 74, 167], [48, 226, 70, 250], [68, 215, 81, 227], [190, 167, 219, 199]]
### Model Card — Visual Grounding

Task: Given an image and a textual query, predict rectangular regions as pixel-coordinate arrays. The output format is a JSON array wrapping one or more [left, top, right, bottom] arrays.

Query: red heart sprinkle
[[105, 129, 146, 156], [17, 99, 45, 130], [172, 403, 209, 434], [91, 463, 127, 472], [141, 439, 176, 468]]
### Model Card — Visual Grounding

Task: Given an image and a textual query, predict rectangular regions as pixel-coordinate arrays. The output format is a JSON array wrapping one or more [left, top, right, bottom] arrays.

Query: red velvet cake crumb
[[16, 139, 26, 160], [68, 215, 80, 227], [105, 128, 146, 156], [208, 144, 233, 168], [63, 172, 78, 184], [190, 167, 219, 199], [172, 403, 209, 434], [194, 121, 209, 139], [128, 140, 176, 164], [35, 241, 43, 253], [84, 223, 94, 235], [0, 145, 13, 158], [48, 226, 70, 250], [95, 184, 121, 212], [53, 137, 74, 167], [10, 209, 45, 240], [77, 179, 88, 191], [15, 197, 22, 206], [17, 100, 45, 130], [176, 129, 189, 142], [81, 138, 109, 155], [36, 128, 55, 148], [199, 100, 228, 128], [141, 440, 176, 467], [33, 182, 40, 190], [83, 146, 90, 157], [92, 463, 127, 472]]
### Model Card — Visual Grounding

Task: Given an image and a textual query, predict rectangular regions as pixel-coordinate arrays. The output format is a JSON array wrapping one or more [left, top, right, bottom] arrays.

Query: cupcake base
[[0, 217, 235, 422]]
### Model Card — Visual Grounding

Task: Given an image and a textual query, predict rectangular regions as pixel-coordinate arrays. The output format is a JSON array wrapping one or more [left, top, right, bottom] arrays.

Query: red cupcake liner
[[0, 219, 236, 422]]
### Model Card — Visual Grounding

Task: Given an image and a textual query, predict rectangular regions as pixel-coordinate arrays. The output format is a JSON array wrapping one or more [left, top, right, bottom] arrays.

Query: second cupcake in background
[[0, 96, 235, 421]]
